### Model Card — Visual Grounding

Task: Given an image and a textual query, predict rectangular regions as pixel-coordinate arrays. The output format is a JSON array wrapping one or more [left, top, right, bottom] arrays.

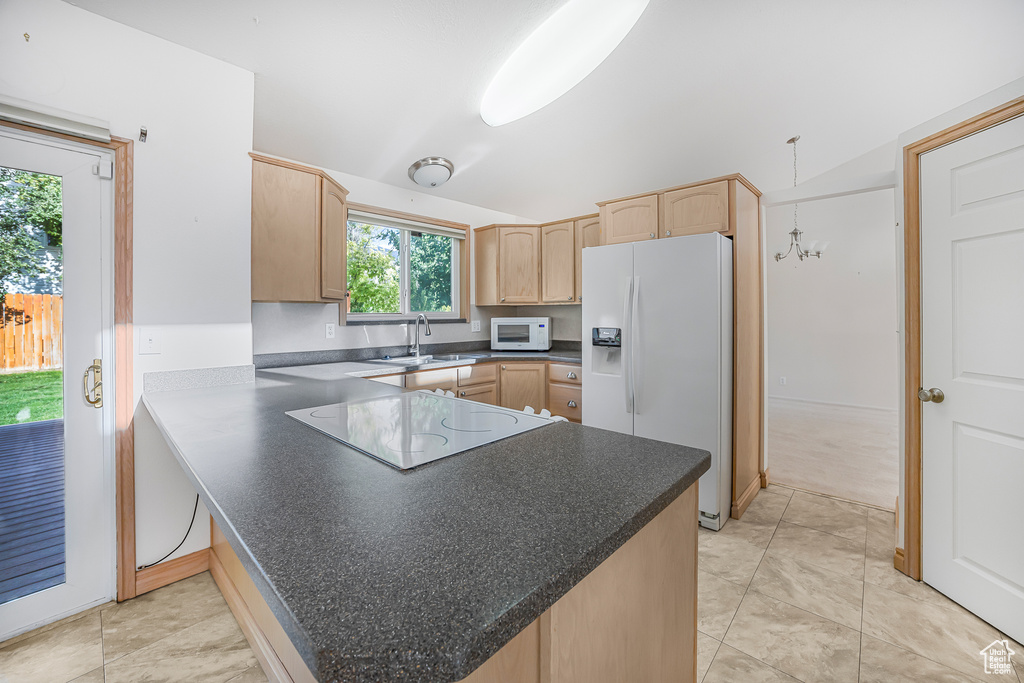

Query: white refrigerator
[[582, 232, 733, 530]]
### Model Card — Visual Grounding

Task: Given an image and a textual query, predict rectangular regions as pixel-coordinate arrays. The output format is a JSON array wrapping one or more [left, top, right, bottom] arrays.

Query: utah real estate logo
[[980, 639, 1015, 675]]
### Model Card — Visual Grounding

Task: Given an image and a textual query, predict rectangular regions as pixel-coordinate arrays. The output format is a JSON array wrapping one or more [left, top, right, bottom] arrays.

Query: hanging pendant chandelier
[[774, 135, 828, 262]]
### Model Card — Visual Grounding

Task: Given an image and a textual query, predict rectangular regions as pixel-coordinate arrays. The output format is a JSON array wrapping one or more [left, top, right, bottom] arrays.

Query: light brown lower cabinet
[[457, 383, 498, 404], [210, 484, 697, 683], [498, 363, 547, 412], [405, 367, 458, 393], [548, 382, 582, 423]]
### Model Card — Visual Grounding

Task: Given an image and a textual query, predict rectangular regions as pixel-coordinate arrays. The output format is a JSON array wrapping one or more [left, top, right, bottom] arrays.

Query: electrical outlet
[[471, 320, 481, 333], [779, 376, 787, 385], [325, 323, 336, 339]]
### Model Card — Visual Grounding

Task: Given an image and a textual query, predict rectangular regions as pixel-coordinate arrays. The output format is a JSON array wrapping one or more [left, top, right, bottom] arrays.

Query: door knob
[[918, 387, 944, 403]]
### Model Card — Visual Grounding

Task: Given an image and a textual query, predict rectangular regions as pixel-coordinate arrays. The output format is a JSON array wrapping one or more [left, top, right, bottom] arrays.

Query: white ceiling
[[65, 0, 1024, 220]]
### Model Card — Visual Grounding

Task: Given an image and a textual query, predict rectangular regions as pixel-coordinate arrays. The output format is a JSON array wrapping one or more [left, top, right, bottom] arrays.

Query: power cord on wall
[[137, 493, 200, 570]]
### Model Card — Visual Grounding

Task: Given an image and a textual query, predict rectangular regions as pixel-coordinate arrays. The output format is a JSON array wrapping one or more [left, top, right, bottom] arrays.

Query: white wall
[[0, 0, 255, 568], [766, 190, 899, 410], [252, 158, 539, 355]]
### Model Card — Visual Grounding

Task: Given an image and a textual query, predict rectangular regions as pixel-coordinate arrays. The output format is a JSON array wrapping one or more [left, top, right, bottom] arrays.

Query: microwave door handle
[[631, 276, 641, 415], [622, 277, 633, 414]]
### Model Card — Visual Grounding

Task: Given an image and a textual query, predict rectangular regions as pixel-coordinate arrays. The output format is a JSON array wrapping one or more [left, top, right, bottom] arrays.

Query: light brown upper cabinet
[[500, 227, 541, 304], [251, 155, 350, 309], [660, 180, 729, 238], [475, 225, 541, 305], [541, 221, 575, 303], [598, 194, 659, 245], [574, 215, 601, 302]]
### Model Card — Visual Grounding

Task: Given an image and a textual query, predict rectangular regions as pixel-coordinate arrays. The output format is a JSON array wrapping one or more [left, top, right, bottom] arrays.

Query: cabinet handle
[[460, 391, 466, 396], [501, 365, 506, 370], [567, 296, 572, 300], [649, 232, 655, 238], [578, 295, 582, 301], [567, 400, 577, 408], [666, 230, 671, 236], [567, 372, 577, 380], [500, 297, 505, 302]]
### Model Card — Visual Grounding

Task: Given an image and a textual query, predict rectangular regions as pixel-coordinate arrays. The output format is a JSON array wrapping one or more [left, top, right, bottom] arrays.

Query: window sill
[[346, 318, 467, 326]]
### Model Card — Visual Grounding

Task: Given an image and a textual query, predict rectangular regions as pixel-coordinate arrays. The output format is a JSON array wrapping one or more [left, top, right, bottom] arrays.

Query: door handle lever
[[83, 358, 103, 407]]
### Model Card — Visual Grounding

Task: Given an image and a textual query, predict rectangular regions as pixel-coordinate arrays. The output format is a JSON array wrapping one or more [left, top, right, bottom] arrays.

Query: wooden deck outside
[[0, 419, 65, 605]]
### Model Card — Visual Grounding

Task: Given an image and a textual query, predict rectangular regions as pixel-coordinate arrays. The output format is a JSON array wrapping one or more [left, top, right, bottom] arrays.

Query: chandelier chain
[[792, 136, 798, 231]]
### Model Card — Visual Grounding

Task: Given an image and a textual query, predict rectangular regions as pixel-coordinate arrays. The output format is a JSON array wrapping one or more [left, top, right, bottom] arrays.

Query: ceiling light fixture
[[480, 0, 650, 127], [774, 136, 828, 262], [408, 157, 454, 188]]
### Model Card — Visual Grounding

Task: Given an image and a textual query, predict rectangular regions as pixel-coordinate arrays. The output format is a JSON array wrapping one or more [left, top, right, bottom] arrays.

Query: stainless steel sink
[[432, 353, 488, 361], [370, 355, 435, 366]]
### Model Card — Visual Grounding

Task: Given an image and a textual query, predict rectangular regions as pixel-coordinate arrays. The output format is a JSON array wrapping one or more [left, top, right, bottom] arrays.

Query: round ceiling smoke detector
[[408, 157, 454, 188]]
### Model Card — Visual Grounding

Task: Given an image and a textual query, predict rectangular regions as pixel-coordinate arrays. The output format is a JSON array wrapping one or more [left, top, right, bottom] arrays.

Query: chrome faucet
[[412, 314, 431, 357]]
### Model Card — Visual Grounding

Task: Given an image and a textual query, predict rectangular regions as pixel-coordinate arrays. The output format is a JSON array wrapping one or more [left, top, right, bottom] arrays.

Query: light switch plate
[[471, 320, 481, 332], [139, 328, 161, 355]]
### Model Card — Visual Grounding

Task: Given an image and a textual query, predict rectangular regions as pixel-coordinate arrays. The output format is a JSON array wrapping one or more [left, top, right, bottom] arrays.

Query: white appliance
[[287, 393, 553, 470], [490, 317, 552, 351], [582, 233, 733, 530]]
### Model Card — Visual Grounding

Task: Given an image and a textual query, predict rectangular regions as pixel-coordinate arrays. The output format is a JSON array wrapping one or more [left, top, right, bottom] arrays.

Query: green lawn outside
[[0, 370, 64, 426]]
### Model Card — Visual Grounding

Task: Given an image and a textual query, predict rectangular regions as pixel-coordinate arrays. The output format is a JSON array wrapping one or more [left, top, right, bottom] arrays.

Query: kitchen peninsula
[[143, 367, 710, 683]]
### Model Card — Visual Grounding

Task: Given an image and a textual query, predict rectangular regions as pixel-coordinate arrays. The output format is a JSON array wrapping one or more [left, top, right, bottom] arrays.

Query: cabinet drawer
[[457, 362, 498, 387], [457, 383, 497, 405], [547, 363, 581, 386], [405, 367, 458, 390], [548, 383, 582, 423]]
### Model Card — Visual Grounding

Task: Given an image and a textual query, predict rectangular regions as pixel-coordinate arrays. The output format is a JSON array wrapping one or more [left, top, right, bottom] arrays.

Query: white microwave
[[491, 317, 552, 351]]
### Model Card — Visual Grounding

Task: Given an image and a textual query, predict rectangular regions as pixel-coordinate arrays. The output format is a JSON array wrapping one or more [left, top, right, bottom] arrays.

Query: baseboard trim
[[760, 468, 770, 488], [135, 548, 210, 596], [766, 395, 898, 413], [731, 476, 761, 519], [209, 549, 295, 683]]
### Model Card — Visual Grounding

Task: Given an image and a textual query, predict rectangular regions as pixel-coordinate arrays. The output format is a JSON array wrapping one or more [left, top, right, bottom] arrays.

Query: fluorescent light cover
[[480, 0, 649, 127]]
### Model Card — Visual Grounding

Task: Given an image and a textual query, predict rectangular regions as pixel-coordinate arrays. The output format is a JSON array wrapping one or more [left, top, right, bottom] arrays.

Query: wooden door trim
[[900, 95, 1024, 580], [0, 120, 136, 600]]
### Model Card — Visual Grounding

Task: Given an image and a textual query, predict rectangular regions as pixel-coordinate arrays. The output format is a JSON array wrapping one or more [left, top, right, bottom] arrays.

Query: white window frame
[[347, 210, 462, 321]]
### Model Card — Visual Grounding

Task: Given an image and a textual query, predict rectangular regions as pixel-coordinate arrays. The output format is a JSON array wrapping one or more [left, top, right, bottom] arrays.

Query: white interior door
[[0, 129, 115, 640], [920, 113, 1024, 642]]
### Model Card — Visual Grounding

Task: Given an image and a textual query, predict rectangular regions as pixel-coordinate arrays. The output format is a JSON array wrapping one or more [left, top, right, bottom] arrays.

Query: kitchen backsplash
[[251, 302, 583, 356]]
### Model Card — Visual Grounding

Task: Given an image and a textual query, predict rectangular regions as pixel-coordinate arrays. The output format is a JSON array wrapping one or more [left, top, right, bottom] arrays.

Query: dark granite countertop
[[142, 372, 709, 683]]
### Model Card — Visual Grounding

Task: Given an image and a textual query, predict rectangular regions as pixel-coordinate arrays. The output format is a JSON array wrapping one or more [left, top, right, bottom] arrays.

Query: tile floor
[[2, 486, 1021, 682], [698, 484, 1022, 682], [0, 572, 266, 683], [767, 398, 899, 509]]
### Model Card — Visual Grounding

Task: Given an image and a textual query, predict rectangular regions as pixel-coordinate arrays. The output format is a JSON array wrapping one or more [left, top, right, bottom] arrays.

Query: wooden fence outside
[[1, 293, 64, 373]]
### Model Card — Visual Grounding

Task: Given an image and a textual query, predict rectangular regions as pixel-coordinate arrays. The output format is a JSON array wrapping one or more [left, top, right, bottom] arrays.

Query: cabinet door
[[498, 227, 540, 304], [474, 227, 500, 306], [321, 176, 349, 305], [660, 181, 729, 238], [541, 221, 575, 303], [251, 160, 320, 302], [457, 362, 498, 387], [599, 195, 659, 246], [405, 368, 458, 392], [457, 383, 497, 405], [499, 363, 547, 412], [574, 215, 600, 302]]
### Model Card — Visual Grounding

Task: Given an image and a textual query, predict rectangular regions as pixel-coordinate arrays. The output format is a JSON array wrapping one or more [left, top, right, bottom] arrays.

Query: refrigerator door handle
[[631, 276, 641, 415], [622, 277, 633, 414]]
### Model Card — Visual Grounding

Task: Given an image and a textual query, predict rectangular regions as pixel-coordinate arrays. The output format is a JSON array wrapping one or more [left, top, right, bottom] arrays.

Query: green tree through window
[[347, 219, 457, 316]]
